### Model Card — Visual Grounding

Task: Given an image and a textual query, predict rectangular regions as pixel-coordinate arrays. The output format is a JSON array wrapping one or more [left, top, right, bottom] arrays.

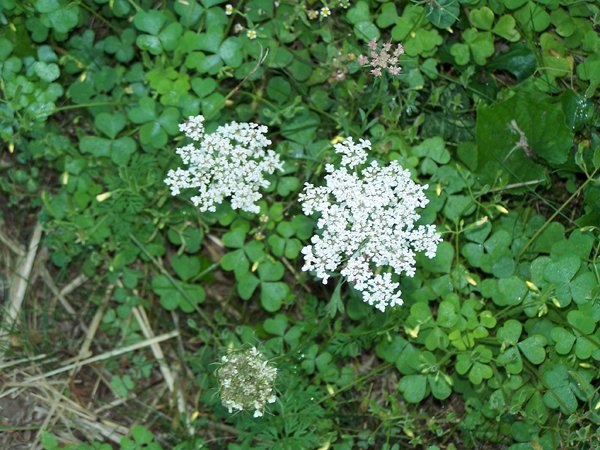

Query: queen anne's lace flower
[[165, 115, 283, 214], [217, 347, 277, 418], [299, 137, 441, 311], [358, 39, 404, 77]]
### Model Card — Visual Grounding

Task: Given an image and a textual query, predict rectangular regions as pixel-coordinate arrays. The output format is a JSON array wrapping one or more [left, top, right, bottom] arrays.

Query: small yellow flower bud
[[466, 276, 477, 286], [525, 280, 539, 291], [96, 192, 112, 202], [476, 216, 489, 226]]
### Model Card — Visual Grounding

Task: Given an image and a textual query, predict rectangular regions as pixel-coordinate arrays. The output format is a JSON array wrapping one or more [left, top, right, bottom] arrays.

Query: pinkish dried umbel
[[358, 39, 404, 77]]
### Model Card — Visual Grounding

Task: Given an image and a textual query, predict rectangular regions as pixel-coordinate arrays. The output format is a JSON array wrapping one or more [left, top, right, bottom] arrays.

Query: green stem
[[52, 101, 123, 113], [518, 168, 599, 260], [317, 362, 392, 404]]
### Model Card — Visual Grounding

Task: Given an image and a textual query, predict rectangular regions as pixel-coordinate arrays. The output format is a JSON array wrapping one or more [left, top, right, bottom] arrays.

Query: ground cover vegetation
[[0, 0, 599, 448]]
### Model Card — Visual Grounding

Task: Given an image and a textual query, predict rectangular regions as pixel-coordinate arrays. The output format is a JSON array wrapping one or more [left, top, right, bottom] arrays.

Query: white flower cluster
[[217, 347, 277, 417], [164, 115, 283, 213], [299, 137, 441, 312]]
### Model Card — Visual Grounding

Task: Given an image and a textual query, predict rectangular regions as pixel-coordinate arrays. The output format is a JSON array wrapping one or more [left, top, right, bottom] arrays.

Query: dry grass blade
[[0, 227, 25, 257], [132, 306, 192, 432], [22, 331, 179, 384], [0, 222, 43, 361]]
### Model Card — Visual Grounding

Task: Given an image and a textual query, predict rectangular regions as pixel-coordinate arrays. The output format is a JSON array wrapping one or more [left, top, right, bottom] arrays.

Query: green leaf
[[398, 374, 427, 403], [504, 0, 527, 8], [551, 327, 575, 354], [137, 35, 163, 55], [514, 2, 550, 32], [376, 336, 407, 362], [497, 347, 523, 374], [197, 25, 224, 53], [428, 373, 452, 399], [111, 374, 134, 397], [347, 0, 370, 24], [264, 314, 287, 336], [95, 112, 126, 139], [570, 271, 596, 304], [544, 256, 580, 284], [567, 310, 596, 335], [376, 3, 398, 28], [487, 43, 536, 81], [468, 362, 493, 384], [261, 282, 288, 312], [0, 37, 14, 61], [325, 281, 344, 318], [284, 239, 302, 259], [48, 5, 79, 33], [354, 21, 381, 42], [277, 176, 300, 197], [475, 89, 573, 184], [258, 260, 285, 282], [171, 254, 201, 281], [80, 136, 111, 157], [222, 226, 247, 248], [425, 241, 453, 273], [202, 92, 225, 118], [281, 111, 320, 145], [128, 97, 157, 123], [469, 7, 494, 31], [551, 231, 593, 260], [444, 195, 475, 222], [131, 424, 154, 444], [450, 43, 470, 65], [140, 122, 167, 146], [237, 272, 259, 300], [201, 0, 226, 7], [151, 275, 205, 312], [243, 240, 265, 262], [560, 90, 596, 132], [464, 29, 495, 65], [191, 77, 217, 98], [221, 249, 249, 273], [36, 0, 60, 13], [268, 235, 285, 257], [33, 61, 60, 82], [543, 364, 577, 413], [436, 301, 458, 328], [412, 137, 450, 164], [497, 319, 522, 345], [496, 276, 527, 306], [133, 10, 166, 35], [492, 15, 521, 42], [159, 22, 183, 51], [219, 37, 243, 68], [111, 137, 136, 166], [518, 335, 547, 364], [577, 53, 600, 83], [426, 0, 459, 29]]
